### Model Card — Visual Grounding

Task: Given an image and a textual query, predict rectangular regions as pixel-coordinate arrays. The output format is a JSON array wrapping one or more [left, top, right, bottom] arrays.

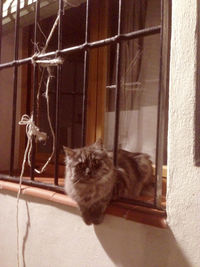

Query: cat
[[64, 138, 154, 225]]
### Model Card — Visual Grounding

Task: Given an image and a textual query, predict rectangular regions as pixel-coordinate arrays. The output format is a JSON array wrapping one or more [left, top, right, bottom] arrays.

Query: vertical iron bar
[[0, 0, 3, 63], [54, 0, 63, 185], [30, 0, 40, 180], [154, 0, 171, 208], [81, 0, 90, 146], [113, 0, 122, 165], [26, 26, 33, 116], [71, 62, 78, 148], [9, 0, 20, 176]]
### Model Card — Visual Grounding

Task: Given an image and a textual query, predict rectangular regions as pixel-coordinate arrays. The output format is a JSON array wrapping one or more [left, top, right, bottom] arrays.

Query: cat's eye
[[76, 162, 86, 170], [93, 159, 101, 168]]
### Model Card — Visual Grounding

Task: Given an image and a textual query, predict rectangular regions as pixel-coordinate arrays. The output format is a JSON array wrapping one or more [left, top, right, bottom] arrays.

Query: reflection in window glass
[[104, 0, 162, 164]]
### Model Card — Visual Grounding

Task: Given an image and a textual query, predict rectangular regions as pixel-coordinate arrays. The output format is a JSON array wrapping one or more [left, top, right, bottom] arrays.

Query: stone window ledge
[[0, 180, 167, 229]]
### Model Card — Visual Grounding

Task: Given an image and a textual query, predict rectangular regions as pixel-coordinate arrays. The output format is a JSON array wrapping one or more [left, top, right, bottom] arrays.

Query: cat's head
[[64, 138, 113, 184]]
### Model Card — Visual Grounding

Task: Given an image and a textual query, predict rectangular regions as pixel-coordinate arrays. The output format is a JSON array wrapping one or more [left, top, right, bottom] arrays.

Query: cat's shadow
[[94, 215, 190, 267]]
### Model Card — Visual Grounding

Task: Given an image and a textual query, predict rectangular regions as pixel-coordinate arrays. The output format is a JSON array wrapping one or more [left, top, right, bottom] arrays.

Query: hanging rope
[[16, 114, 47, 267], [16, 10, 64, 267]]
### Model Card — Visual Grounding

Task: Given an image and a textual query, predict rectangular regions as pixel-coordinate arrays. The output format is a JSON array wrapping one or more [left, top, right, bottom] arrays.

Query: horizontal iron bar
[[0, 174, 65, 194], [0, 25, 161, 70]]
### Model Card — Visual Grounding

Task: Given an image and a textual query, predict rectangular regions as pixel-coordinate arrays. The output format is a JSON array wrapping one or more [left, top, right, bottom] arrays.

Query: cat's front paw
[[82, 216, 93, 225], [82, 213, 104, 225], [80, 204, 106, 225], [91, 214, 104, 225]]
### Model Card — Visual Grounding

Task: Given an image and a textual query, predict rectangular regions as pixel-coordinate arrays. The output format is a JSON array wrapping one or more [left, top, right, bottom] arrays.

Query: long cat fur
[[64, 138, 153, 225]]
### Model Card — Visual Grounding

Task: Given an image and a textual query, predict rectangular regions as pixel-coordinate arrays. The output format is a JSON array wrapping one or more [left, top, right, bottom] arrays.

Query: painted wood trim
[[86, 0, 109, 145]]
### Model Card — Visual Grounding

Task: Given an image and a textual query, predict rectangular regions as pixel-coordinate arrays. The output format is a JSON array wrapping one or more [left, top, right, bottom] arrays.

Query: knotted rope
[[19, 114, 47, 142], [16, 114, 47, 267], [18, 114, 48, 173]]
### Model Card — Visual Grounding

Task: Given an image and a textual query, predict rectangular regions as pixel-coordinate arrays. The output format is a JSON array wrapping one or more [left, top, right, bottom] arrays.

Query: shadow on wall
[[94, 215, 190, 267]]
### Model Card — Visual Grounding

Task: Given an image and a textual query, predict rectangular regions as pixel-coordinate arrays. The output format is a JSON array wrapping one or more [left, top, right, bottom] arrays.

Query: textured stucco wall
[[0, 191, 190, 267], [166, 0, 200, 266], [0, 0, 200, 267]]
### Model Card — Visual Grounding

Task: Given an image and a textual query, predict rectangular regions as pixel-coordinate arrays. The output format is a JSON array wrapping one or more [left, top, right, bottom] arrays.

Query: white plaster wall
[[0, 1, 200, 267], [166, 0, 200, 266], [0, 191, 190, 267]]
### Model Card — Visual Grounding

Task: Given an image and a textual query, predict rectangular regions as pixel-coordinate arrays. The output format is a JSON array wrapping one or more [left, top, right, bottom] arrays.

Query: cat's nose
[[85, 168, 90, 175]]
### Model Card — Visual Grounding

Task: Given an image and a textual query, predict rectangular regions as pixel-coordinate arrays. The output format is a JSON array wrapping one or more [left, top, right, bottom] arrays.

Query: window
[[0, 0, 171, 221]]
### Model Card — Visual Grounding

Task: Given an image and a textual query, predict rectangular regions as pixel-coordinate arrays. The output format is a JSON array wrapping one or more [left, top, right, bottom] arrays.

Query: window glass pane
[[105, 35, 160, 163], [105, 0, 161, 164], [110, 0, 161, 37]]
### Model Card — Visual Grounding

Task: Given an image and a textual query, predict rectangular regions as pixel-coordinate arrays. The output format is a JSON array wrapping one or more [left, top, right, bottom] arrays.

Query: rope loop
[[19, 114, 47, 142]]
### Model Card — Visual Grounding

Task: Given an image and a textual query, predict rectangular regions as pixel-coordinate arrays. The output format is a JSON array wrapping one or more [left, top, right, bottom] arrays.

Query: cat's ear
[[63, 146, 75, 157], [93, 138, 104, 150]]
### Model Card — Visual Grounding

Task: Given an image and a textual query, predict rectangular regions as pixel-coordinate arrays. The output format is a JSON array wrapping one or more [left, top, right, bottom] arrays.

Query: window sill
[[0, 179, 167, 229]]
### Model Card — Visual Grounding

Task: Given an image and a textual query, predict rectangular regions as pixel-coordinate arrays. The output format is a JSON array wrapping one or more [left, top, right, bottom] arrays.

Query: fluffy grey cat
[[64, 138, 153, 225]]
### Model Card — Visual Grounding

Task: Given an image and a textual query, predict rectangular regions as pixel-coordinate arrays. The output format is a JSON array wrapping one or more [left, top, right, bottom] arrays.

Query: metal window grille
[[0, 0, 171, 210]]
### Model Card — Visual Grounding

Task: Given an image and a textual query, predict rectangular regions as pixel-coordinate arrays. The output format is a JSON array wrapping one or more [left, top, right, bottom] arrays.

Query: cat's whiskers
[[73, 178, 82, 185]]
